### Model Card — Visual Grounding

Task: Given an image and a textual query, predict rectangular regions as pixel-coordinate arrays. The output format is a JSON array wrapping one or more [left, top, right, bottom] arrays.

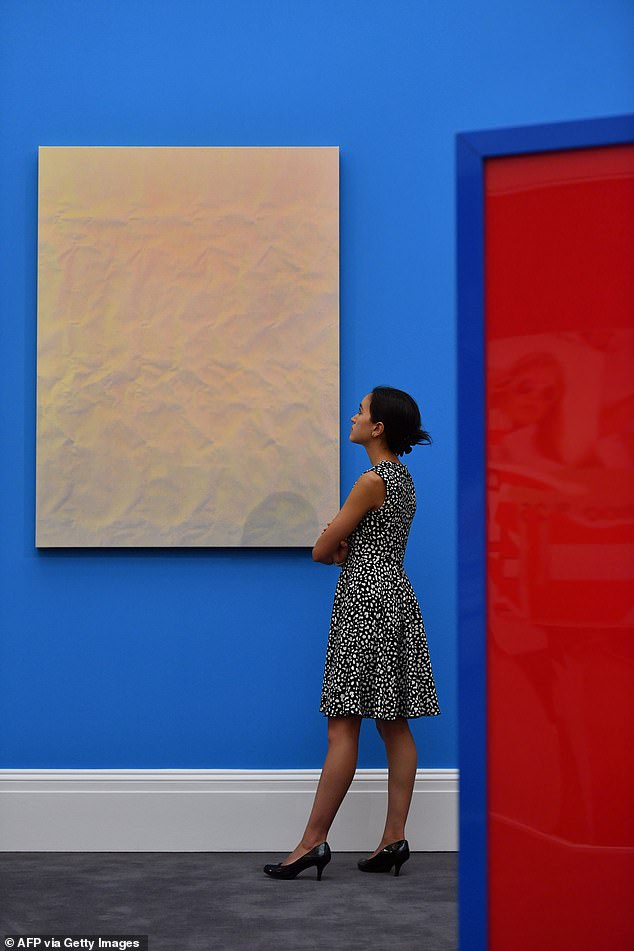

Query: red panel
[[485, 144, 634, 950]]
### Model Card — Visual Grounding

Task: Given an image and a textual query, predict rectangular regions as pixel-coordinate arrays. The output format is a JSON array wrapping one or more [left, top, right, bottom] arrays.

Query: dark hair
[[369, 385, 432, 456]]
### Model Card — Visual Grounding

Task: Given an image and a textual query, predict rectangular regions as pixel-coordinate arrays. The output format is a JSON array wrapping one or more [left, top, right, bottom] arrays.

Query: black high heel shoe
[[263, 841, 331, 880], [357, 839, 410, 876]]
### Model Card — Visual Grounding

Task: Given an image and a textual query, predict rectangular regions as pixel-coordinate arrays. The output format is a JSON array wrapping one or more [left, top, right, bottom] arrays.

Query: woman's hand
[[319, 520, 349, 565]]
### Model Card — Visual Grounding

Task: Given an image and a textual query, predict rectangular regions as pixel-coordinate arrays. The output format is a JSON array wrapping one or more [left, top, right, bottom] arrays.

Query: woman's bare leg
[[280, 715, 362, 865], [368, 717, 417, 858]]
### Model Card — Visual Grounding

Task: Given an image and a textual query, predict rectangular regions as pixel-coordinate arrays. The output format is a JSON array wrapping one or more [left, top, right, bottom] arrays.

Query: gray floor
[[0, 850, 457, 950]]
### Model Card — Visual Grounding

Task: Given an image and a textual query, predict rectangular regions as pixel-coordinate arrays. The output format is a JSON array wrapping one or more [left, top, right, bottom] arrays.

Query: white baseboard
[[0, 768, 458, 852]]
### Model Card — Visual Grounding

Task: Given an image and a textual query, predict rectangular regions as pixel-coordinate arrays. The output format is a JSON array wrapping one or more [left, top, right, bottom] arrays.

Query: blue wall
[[1, 0, 632, 768]]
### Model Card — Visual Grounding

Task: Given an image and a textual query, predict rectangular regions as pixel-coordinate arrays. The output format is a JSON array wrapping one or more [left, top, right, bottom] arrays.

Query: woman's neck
[[365, 444, 401, 466]]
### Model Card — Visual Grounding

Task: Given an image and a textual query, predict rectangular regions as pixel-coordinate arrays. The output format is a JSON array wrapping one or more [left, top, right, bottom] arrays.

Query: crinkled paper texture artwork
[[36, 146, 339, 546]]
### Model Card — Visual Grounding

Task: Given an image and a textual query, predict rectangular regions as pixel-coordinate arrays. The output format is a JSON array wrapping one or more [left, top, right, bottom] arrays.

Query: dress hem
[[319, 708, 441, 720]]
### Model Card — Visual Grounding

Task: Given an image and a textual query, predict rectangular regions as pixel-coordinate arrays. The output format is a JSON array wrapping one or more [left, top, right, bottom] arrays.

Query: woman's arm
[[312, 471, 386, 564]]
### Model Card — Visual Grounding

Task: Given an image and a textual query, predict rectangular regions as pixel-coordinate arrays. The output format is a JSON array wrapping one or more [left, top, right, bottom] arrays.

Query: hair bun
[[370, 386, 432, 456]]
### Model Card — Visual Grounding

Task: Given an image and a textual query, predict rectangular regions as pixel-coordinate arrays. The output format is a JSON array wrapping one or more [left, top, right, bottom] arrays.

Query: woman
[[263, 385, 441, 880]]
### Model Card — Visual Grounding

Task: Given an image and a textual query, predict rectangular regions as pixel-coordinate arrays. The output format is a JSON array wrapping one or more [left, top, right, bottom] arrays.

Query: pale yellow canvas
[[36, 146, 339, 546]]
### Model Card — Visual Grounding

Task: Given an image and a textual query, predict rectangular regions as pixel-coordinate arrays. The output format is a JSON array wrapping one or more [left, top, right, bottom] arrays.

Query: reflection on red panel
[[485, 145, 634, 950]]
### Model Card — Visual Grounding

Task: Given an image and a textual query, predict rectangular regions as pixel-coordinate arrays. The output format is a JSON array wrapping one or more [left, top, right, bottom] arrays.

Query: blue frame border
[[455, 113, 634, 951]]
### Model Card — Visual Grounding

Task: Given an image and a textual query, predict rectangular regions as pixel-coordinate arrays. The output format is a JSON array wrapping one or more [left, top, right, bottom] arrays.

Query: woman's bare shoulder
[[355, 468, 383, 486], [354, 469, 386, 508]]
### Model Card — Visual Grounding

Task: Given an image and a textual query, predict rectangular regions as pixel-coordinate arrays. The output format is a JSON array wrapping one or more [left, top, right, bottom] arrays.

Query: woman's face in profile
[[350, 393, 374, 444]]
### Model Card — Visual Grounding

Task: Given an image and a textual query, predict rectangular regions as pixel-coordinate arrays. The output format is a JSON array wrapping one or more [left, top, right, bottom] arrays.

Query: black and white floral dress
[[319, 460, 441, 720]]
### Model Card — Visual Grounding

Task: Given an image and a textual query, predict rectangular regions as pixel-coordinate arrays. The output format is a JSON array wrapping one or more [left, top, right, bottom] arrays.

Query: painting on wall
[[36, 146, 340, 547]]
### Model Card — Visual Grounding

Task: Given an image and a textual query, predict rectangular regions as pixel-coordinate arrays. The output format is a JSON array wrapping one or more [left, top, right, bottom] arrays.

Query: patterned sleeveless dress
[[319, 459, 441, 720]]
